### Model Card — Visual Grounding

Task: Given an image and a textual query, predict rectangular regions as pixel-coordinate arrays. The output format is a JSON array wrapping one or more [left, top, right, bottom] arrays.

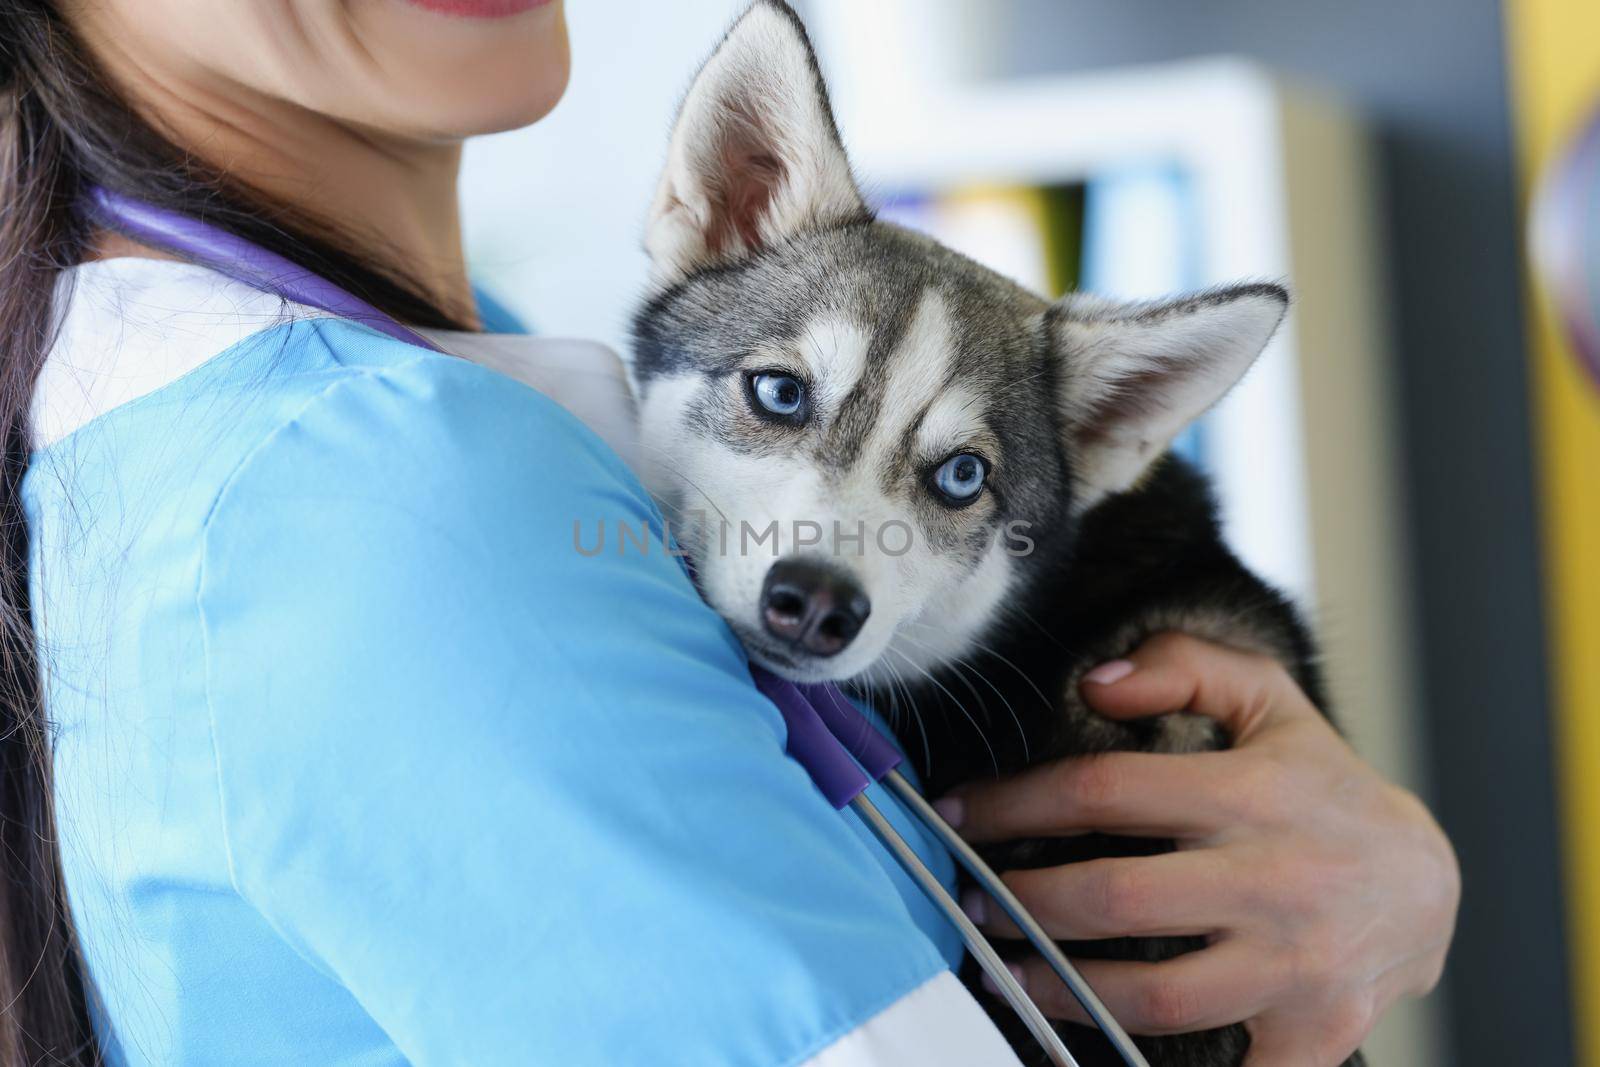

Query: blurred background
[[459, 2, 1600, 1064]]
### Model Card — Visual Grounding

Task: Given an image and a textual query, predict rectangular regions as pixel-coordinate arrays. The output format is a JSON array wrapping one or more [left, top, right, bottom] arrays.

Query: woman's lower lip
[[403, 0, 553, 18]]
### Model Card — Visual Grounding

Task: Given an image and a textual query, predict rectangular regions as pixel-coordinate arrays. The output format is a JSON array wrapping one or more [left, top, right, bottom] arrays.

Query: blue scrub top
[[25, 311, 966, 1065]]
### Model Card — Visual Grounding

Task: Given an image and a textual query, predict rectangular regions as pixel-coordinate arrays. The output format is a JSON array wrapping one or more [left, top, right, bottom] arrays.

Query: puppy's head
[[632, 1, 1287, 685]]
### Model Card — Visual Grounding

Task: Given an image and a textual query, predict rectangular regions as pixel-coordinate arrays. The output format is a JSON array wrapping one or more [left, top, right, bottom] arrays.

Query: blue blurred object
[[1533, 103, 1600, 394], [1081, 164, 1208, 465]]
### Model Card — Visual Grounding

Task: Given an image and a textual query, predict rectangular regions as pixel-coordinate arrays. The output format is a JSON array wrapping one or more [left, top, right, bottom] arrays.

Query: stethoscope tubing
[[884, 771, 1152, 1067], [850, 793, 1080, 1067]]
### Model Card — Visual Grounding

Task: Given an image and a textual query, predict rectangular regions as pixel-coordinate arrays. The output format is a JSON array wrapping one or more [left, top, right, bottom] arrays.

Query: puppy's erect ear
[[645, 0, 866, 288], [1048, 283, 1289, 509]]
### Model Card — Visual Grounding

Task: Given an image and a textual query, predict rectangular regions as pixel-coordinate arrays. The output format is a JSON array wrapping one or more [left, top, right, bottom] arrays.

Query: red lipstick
[[403, 0, 553, 18]]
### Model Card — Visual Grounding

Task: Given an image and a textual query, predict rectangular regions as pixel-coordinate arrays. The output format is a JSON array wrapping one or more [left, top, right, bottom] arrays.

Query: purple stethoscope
[[88, 188, 1148, 1067]]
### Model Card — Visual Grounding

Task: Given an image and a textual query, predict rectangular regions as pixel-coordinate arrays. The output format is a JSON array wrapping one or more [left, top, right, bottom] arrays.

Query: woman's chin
[[406, 42, 571, 138], [362, 2, 572, 140]]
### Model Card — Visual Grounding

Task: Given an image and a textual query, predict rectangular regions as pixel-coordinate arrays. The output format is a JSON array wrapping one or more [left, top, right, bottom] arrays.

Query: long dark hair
[[1, 3, 466, 1061]]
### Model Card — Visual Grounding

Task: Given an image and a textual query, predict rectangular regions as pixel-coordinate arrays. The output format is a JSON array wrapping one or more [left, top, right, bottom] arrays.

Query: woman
[[0, 1, 1458, 1064]]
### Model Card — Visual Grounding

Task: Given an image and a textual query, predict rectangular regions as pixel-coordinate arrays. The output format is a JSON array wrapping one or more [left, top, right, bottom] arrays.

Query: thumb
[[1078, 632, 1312, 743]]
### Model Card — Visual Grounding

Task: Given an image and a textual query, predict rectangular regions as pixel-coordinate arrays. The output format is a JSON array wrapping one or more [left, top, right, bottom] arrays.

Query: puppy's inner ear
[[1050, 285, 1290, 509], [647, 1, 865, 287], [709, 103, 785, 257]]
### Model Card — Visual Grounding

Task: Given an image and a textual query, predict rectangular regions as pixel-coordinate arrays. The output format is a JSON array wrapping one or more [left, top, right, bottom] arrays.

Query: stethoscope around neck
[[84, 187, 1150, 1067]]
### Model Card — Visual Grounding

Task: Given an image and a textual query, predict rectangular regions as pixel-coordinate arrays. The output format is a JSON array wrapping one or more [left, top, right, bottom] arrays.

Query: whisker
[[886, 645, 998, 777], [869, 651, 931, 776], [897, 631, 1031, 764], [626, 440, 737, 530], [904, 619, 1055, 715], [1007, 602, 1073, 655]]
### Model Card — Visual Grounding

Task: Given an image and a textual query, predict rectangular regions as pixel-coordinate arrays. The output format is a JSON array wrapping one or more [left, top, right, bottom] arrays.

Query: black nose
[[760, 558, 872, 658]]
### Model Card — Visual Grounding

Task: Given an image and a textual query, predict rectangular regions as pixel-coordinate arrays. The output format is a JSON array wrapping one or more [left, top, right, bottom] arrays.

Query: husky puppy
[[631, 4, 1360, 1066]]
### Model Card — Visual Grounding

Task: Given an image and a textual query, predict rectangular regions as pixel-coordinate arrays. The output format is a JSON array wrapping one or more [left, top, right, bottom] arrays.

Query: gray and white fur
[[630, 5, 1361, 1066]]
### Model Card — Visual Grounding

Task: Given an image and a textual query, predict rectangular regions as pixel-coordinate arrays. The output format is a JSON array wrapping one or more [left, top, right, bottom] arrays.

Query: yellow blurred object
[[1505, 2, 1600, 1062]]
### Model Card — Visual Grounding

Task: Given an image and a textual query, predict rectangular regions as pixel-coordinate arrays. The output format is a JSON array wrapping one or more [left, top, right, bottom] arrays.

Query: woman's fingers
[[947, 631, 1455, 1060], [996, 939, 1281, 1035], [964, 850, 1238, 941], [946, 749, 1240, 844], [1079, 631, 1316, 743], [998, 939, 1369, 1065]]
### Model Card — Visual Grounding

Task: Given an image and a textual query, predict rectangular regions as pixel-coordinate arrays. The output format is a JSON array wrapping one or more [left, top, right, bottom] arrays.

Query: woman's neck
[[79, 26, 478, 327]]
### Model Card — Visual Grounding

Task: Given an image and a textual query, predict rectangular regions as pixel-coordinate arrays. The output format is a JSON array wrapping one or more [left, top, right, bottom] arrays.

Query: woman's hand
[[937, 633, 1459, 1066]]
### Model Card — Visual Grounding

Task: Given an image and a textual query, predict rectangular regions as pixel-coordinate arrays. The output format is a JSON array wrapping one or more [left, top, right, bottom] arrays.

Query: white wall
[[459, 0, 752, 353]]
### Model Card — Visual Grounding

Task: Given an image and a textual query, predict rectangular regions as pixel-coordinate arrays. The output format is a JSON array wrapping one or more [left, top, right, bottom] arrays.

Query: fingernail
[[981, 963, 1028, 995], [1084, 659, 1135, 685], [961, 889, 987, 925], [932, 796, 965, 828]]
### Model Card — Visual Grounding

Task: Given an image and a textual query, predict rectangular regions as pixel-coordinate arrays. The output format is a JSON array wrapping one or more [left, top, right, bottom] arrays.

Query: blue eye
[[932, 452, 988, 504], [750, 372, 806, 419]]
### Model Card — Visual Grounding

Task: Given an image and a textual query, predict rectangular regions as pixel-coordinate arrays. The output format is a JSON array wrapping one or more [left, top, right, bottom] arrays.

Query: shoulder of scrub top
[[188, 315, 975, 1065]]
